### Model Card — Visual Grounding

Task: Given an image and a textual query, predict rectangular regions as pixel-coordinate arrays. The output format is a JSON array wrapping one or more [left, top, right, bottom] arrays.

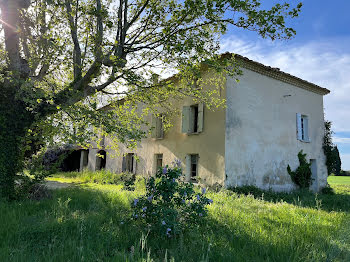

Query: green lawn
[[0, 171, 350, 261], [328, 175, 350, 185]]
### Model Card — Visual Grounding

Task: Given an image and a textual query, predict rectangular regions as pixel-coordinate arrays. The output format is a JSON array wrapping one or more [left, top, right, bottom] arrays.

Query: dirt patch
[[45, 180, 72, 190]]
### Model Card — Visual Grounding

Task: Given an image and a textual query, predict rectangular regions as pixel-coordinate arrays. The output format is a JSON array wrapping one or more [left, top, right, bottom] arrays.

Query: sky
[[219, 0, 350, 170]]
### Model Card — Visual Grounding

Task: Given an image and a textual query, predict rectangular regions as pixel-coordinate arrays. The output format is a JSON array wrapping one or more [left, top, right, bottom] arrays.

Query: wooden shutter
[[296, 113, 302, 140], [151, 115, 156, 138], [185, 155, 191, 182], [304, 116, 310, 142], [197, 103, 204, 133], [122, 156, 126, 172], [156, 116, 164, 139], [133, 154, 137, 174], [182, 106, 191, 133]]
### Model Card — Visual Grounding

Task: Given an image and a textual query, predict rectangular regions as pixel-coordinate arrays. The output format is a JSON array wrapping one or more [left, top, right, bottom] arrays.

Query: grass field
[[0, 172, 350, 261], [328, 175, 350, 185]]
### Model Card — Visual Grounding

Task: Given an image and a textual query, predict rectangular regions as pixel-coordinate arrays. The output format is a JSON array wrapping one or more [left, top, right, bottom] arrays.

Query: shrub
[[131, 164, 213, 237], [121, 173, 136, 191], [287, 150, 312, 189], [228, 185, 265, 196], [320, 184, 335, 195]]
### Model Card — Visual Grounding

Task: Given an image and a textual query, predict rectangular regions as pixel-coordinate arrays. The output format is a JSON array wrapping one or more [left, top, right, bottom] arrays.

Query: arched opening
[[96, 150, 106, 170]]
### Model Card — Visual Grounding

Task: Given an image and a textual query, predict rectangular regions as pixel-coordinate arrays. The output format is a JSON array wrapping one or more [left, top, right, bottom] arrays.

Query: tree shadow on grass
[[228, 185, 350, 213], [3, 186, 350, 261]]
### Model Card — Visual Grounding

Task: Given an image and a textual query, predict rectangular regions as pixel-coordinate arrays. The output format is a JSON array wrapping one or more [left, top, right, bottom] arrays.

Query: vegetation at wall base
[[1, 173, 349, 261], [287, 150, 312, 189]]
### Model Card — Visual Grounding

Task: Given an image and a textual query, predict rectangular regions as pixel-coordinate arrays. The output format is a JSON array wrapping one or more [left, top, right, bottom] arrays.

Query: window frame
[[182, 103, 204, 135], [151, 114, 164, 139], [155, 153, 163, 172], [185, 154, 199, 182], [297, 113, 310, 142]]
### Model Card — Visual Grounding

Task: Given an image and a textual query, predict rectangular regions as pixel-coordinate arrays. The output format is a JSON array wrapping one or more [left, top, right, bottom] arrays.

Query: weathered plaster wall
[[225, 68, 328, 191], [89, 72, 227, 186]]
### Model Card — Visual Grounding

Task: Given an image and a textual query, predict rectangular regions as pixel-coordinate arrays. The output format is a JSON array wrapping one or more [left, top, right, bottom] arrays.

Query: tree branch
[[65, 0, 82, 80]]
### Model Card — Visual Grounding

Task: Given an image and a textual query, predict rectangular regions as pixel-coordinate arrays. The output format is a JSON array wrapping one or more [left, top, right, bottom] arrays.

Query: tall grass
[[49, 169, 138, 186], [0, 175, 349, 261]]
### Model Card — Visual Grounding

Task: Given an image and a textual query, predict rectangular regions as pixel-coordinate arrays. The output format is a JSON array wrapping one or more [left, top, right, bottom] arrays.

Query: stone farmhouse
[[78, 54, 330, 192]]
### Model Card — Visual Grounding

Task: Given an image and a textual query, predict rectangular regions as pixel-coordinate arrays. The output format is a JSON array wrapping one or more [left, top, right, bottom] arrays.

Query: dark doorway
[[96, 150, 107, 170], [62, 150, 81, 172]]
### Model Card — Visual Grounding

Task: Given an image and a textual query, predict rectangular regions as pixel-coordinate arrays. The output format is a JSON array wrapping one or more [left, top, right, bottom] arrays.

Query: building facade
[[83, 55, 330, 192]]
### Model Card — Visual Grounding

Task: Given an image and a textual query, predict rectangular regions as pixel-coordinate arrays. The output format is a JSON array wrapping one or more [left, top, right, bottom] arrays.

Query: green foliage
[[131, 165, 213, 237], [333, 146, 342, 176], [323, 121, 342, 176], [320, 184, 335, 195], [340, 170, 350, 176], [1, 174, 350, 261], [287, 150, 312, 189]]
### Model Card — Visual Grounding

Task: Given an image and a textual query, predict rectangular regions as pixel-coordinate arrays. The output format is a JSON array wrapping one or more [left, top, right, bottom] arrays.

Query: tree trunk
[[0, 83, 33, 200]]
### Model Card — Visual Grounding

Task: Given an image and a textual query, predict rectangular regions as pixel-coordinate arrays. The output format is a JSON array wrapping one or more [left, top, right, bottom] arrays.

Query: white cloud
[[333, 137, 350, 144]]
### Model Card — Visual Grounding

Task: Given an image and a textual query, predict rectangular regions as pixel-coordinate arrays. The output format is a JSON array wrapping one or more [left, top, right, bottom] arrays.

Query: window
[[155, 153, 163, 171], [122, 153, 135, 173], [297, 113, 309, 142], [186, 154, 199, 181], [182, 103, 204, 134], [151, 114, 164, 139], [190, 154, 198, 181]]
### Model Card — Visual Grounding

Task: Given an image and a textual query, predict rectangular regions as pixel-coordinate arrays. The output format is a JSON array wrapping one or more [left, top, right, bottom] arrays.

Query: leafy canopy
[[0, 0, 302, 150]]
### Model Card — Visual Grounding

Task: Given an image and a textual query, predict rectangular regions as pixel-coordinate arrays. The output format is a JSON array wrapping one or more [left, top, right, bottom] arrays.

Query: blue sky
[[219, 0, 350, 170]]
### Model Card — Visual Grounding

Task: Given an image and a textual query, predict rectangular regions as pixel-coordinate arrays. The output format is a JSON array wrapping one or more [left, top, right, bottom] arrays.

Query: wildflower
[[173, 159, 181, 168], [184, 192, 187, 197], [196, 194, 200, 201], [162, 220, 166, 225], [142, 207, 147, 212], [172, 178, 175, 183], [201, 188, 206, 194], [208, 199, 213, 204], [147, 194, 153, 201], [182, 199, 186, 204], [134, 214, 138, 218], [199, 213, 203, 217], [162, 167, 167, 174], [142, 214, 145, 217], [133, 198, 139, 206]]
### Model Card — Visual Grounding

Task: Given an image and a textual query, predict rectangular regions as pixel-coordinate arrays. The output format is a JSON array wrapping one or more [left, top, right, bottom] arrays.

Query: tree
[[0, 0, 302, 200], [334, 146, 341, 176], [323, 120, 342, 176]]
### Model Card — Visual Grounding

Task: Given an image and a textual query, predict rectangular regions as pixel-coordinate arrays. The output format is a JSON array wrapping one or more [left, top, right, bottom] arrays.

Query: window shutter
[[296, 113, 302, 140], [159, 120, 164, 138], [197, 103, 204, 133], [133, 154, 137, 174], [304, 117, 310, 142], [185, 155, 191, 182], [156, 117, 164, 139], [151, 115, 156, 138], [122, 156, 126, 172], [182, 106, 191, 133]]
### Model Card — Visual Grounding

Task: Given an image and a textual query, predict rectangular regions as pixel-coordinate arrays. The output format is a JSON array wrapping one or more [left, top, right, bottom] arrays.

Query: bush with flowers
[[131, 160, 213, 237]]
